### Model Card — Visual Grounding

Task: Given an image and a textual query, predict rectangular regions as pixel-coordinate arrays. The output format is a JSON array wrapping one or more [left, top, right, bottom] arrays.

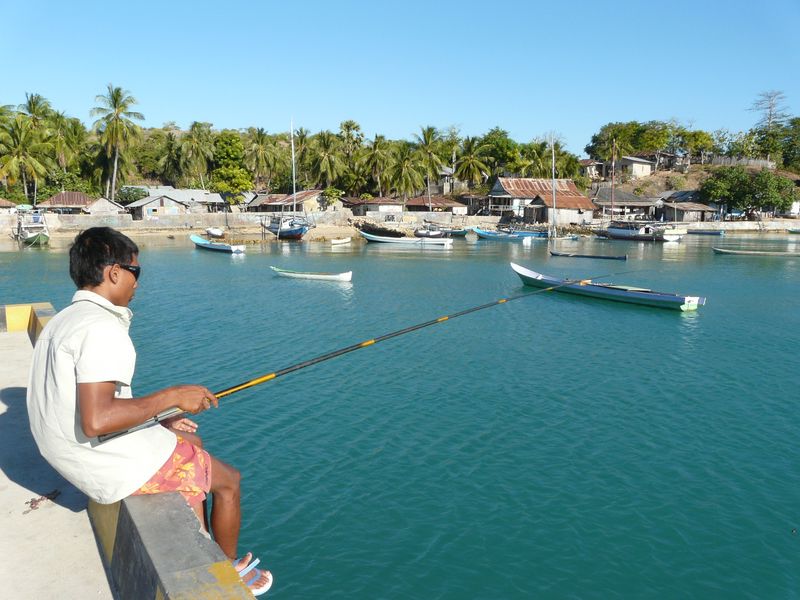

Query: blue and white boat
[[190, 234, 245, 254], [474, 227, 547, 241]]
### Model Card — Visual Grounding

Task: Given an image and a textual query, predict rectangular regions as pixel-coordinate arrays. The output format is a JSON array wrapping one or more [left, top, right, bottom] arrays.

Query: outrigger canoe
[[190, 234, 245, 254], [549, 249, 627, 261], [712, 247, 800, 257], [510, 262, 706, 311], [359, 231, 453, 246], [270, 266, 352, 282]]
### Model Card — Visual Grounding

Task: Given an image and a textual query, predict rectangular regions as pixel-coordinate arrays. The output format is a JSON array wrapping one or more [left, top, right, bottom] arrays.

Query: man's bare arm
[[78, 382, 217, 437]]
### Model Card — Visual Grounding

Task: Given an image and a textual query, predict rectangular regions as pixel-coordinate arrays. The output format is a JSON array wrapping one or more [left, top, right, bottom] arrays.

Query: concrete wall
[[89, 495, 253, 599]]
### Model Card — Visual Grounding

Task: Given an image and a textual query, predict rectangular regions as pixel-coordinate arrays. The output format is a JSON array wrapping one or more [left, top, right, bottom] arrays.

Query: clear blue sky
[[3, 0, 799, 156]]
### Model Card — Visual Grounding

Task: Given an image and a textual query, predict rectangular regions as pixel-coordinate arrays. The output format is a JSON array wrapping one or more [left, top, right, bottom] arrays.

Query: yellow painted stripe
[[436, 316, 449, 322], [360, 339, 376, 347], [498, 299, 507, 304], [219, 373, 276, 397]]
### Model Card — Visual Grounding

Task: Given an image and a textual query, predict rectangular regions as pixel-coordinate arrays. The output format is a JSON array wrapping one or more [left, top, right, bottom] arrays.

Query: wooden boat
[[474, 227, 544, 241], [205, 227, 224, 238], [687, 229, 725, 236], [190, 234, 245, 254], [263, 216, 310, 240], [497, 227, 549, 238], [357, 221, 405, 237], [11, 211, 49, 246], [413, 227, 446, 238], [549, 249, 627, 261], [419, 222, 469, 237], [510, 262, 705, 311], [270, 266, 352, 281], [359, 230, 453, 246], [712, 247, 800, 257], [604, 221, 685, 242], [788, 228, 800, 234], [331, 237, 352, 245]]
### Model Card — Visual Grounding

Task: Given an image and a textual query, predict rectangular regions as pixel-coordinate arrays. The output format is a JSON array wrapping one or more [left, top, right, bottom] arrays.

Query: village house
[[245, 190, 326, 213], [488, 177, 595, 225], [591, 187, 658, 220], [126, 194, 191, 220], [37, 191, 96, 214], [657, 190, 718, 222], [579, 159, 604, 180], [0, 198, 17, 214], [125, 186, 227, 213], [405, 195, 467, 214], [609, 156, 656, 180], [340, 196, 404, 220]]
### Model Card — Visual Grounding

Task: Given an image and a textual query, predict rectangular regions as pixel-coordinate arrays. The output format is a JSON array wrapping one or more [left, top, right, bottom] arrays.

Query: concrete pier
[[0, 326, 115, 598]]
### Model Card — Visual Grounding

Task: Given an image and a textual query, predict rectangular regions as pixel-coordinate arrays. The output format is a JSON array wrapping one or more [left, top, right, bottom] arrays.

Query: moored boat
[[190, 234, 245, 254], [270, 266, 352, 281], [263, 215, 310, 240], [359, 230, 453, 246], [510, 262, 705, 311], [549, 249, 627, 261], [687, 229, 725, 236], [604, 221, 685, 242], [712, 247, 800, 257], [12, 211, 50, 246], [331, 237, 352, 245], [788, 228, 800, 234], [205, 226, 224, 238], [474, 227, 544, 241]]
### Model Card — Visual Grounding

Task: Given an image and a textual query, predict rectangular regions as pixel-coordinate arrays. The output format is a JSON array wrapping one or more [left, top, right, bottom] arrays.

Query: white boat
[[205, 227, 224, 238], [359, 230, 453, 246], [11, 211, 49, 246], [331, 237, 352, 245], [270, 266, 352, 281], [190, 234, 245, 254], [605, 221, 685, 242]]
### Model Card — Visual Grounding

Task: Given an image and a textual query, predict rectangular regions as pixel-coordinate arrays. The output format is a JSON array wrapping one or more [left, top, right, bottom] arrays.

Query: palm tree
[[312, 130, 343, 188], [360, 134, 391, 196], [413, 126, 443, 210], [292, 127, 311, 187], [338, 120, 363, 169], [245, 127, 283, 191], [0, 114, 52, 203], [180, 121, 214, 189], [454, 137, 491, 187], [91, 84, 143, 201], [387, 142, 424, 205], [18, 93, 52, 131], [158, 132, 182, 186], [48, 111, 86, 177]]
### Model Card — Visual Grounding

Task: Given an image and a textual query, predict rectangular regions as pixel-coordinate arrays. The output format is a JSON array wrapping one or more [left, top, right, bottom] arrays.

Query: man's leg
[[207, 454, 241, 559]]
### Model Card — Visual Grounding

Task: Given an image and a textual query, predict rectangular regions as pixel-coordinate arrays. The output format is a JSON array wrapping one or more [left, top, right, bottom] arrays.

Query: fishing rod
[[98, 266, 642, 443]]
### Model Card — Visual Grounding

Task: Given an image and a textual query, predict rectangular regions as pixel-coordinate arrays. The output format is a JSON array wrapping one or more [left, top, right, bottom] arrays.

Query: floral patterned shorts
[[132, 436, 212, 507]]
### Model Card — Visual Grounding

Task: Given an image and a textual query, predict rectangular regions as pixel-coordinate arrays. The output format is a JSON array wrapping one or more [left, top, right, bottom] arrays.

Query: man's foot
[[233, 553, 273, 596]]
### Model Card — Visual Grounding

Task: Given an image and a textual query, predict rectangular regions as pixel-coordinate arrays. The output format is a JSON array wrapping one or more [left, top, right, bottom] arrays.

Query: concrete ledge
[[0, 302, 55, 344], [89, 494, 254, 599]]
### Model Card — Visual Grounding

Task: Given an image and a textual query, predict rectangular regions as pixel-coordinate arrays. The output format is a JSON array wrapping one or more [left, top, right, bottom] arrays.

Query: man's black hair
[[69, 227, 139, 288]]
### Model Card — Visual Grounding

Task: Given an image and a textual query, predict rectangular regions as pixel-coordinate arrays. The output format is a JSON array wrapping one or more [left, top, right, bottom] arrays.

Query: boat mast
[[290, 118, 297, 215], [551, 138, 557, 239], [611, 137, 616, 223]]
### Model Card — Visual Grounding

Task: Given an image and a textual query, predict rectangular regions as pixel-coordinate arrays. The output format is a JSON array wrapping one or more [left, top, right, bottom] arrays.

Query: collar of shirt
[[71, 290, 133, 327]]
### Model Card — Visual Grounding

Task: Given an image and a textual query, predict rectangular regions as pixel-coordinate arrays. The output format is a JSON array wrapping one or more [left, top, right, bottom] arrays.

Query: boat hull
[[605, 222, 684, 242], [510, 262, 705, 311], [331, 237, 352, 245], [712, 247, 800, 257], [190, 234, 245, 254], [473, 227, 545, 241], [359, 231, 453, 245], [549, 250, 627, 260], [21, 231, 50, 246], [270, 266, 352, 281]]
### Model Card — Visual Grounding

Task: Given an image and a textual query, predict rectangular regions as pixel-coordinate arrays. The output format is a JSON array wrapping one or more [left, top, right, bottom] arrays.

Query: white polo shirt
[[27, 290, 177, 504]]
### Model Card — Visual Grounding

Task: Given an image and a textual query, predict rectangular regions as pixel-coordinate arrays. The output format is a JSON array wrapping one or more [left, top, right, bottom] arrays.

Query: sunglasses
[[108, 263, 141, 281]]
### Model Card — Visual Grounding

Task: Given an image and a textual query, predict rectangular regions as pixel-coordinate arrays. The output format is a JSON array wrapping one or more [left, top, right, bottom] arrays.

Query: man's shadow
[[0, 386, 87, 512]]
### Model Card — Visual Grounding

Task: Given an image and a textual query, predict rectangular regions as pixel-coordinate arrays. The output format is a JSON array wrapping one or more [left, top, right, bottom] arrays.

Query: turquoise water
[[2, 234, 799, 598]]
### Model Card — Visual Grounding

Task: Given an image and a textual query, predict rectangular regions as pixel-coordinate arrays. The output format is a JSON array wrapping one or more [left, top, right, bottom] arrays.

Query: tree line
[[1, 85, 798, 207]]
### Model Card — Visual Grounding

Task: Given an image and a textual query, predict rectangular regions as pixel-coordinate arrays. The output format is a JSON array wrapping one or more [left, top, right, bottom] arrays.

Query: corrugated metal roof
[[663, 202, 716, 212], [248, 190, 323, 207], [406, 196, 466, 208], [0, 198, 16, 207], [126, 194, 190, 208], [342, 196, 404, 206], [493, 178, 595, 210], [592, 187, 648, 205], [39, 191, 94, 207]]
